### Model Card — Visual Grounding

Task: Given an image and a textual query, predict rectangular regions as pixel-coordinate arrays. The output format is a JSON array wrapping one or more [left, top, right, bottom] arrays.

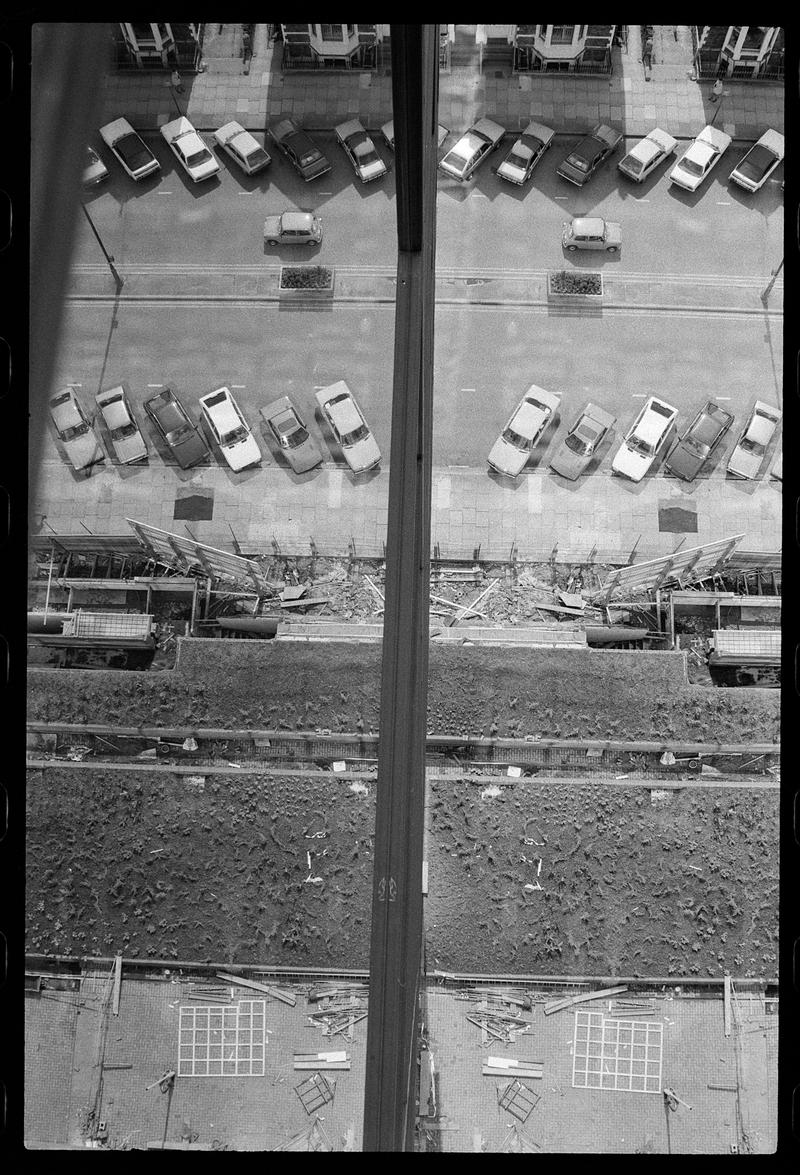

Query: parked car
[[487, 385, 561, 477], [199, 386, 261, 471], [143, 386, 209, 470], [161, 116, 220, 183], [260, 396, 323, 473], [556, 123, 623, 186], [617, 127, 678, 182], [728, 129, 784, 193], [213, 121, 271, 175], [550, 402, 616, 481], [611, 396, 678, 482], [495, 120, 555, 185], [668, 125, 731, 191], [726, 401, 781, 480], [315, 380, 381, 473], [381, 119, 449, 150], [49, 387, 104, 472], [263, 210, 322, 247], [334, 119, 387, 183], [438, 117, 505, 181], [83, 145, 109, 186], [561, 216, 621, 252], [95, 386, 148, 464], [99, 117, 160, 181], [664, 400, 734, 481], [269, 117, 331, 181]]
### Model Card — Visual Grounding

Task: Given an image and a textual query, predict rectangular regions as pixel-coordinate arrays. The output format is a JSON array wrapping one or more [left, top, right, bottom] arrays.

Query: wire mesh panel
[[178, 999, 266, 1076], [572, 1010, 662, 1093], [295, 1072, 335, 1114], [497, 1078, 540, 1122]]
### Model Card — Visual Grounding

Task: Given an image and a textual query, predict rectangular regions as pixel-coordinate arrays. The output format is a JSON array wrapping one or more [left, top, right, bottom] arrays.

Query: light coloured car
[[269, 117, 331, 181], [260, 396, 323, 473], [381, 119, 449, 150], [99, 117, 160, 181], [612, 396, 678, 482], [83, 145, 109, 186], [617, 127, 677, 182], [315, 381, 381, 473], [664, 400, 734, 482], [556, 123, 623, 186], [334, 119, 387, 183], [161, 116, 220, 183], [263, 211, 322, 247], [49, 387, 104, 472], [199, 386, 261, 471], [562, 216, 621, 253], [550, 402, 616, 481], [487, 385, 561, 478], [726, 401, 781, 480], [669, 125, 731, 192], [213, 121, 271, 175], [728, 129, 784, 193], [143, 386, 209, 470], [496, 120, 555, 185], [439, 117, 505, 181], [95, 386, 148, 464]]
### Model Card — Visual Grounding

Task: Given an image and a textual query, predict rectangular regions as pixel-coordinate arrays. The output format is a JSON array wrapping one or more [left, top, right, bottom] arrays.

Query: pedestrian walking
[[709, 77, 723, 102], [171, 68, 184, 93]]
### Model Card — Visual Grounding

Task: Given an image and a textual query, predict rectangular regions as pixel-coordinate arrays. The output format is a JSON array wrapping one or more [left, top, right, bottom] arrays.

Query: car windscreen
[[622, 156, 644, 174], [502, 427, 530, 450], [736, 145, 772, 181], [245, 146, 269, 165], [221, 426, 249, 446], [111, 422, 137, 439], [61, 421, 89, 441], [565, 433, 591, 455], [566, 153, 589, 171], [680, 156, 705, 176], [116, 133, 153, 169], [628, 436, 654, 456], [186, 147, 213, 167], [506, 149, 529, 169], [341, 424, 369, 446], [286, 426, 310, 448]]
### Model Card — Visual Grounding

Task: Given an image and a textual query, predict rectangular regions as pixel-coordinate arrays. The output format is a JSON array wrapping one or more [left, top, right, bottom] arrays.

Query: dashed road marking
[[631, 393, 647, 398], [715, 395, 732, 400], [65, 382, 82, 387], [554, 195, 569, 200], [230, 384, 246, 388], [634, 197, 650, 202], [470, 192, 488, 198], [460, 387, 476, 393], [157, 191, 173, 196], [146, 383, 164, 388], [716, 200, 731, 205]]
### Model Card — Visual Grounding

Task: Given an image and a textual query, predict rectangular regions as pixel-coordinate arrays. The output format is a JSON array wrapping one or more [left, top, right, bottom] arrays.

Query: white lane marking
[[231, 384, 246, 388], [715, 200, 731, 205], [470, 192, 488, 198], [715, 396, 731, 400], [461, 388, 476, 393], [554, 195, 569, 200], [157, 191, 173, 195], [318, 191, 333, 195], [237, 191, 255, 196], [634, 197, 650, 202], [631, 393, 647, 398], [146, 383, 164, 388], [65, 382, 82, 387]]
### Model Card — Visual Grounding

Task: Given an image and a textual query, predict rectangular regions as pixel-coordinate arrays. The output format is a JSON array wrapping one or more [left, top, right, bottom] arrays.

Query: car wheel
[[306, 239, 317, 247], [266, 239, 278, 246], [567, 245, 578, 252], [606, 246, 619, 253]]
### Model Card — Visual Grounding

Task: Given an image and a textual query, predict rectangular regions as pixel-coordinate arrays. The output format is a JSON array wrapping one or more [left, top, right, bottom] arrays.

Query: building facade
[[279, 24, 390, 70], [475, 24, 617, 74], [114, 22, 203, 70], [692, 26, 783, 80]]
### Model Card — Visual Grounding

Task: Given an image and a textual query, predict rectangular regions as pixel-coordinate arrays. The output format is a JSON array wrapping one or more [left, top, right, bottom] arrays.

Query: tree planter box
[[547, 270, 604, 298], [279, 265, 335, 296]]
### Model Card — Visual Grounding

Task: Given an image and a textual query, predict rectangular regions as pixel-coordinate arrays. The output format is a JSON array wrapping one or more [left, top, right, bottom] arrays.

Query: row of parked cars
[[488, 390, 781, 483], [48, 381, 381, 476]]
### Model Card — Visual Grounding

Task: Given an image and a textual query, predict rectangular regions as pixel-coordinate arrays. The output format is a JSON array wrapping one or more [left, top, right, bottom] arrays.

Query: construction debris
[[216, 972, 296, 1006], [482, 1056, 543, 1079], [607, 998, 656, 1018], [294, 1051, 351, 1071], [543, 985, 628, 1015]]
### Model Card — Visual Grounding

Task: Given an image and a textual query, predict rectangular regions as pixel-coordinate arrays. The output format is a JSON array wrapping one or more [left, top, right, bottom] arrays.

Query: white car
[[161, 116, 220, 183], [496, 120, 555, 185], [99, 117, 160, 181], [439, 117, 505, 181], [380, 119, 449, 150], [213, 121, 271, 175], [49, 387, 104, 472], [617, 127, 677, 182], [728, 129, 784, 193], [726, 401, 782, 480], [263, 211, 322, 246], [612, 396, 678, 482], [334, 119, 387, 183], [83, 145, 109, 186], [199, 386, 261, 471], [315, 381, 381, 473], [487, 385, 561, 477], [95, 386, 148, 464], [669, 125, 731, 192]]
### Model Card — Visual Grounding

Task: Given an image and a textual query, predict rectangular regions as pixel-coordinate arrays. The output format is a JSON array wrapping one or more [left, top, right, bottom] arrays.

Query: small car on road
[[438, 117, 505, 181], [617, 127, 677, 182], [263, 211, 322, 247], [334, 119, 387, 183], [95, 386, 148, 464], [550, 402, 616, 481], [161, 116, 220, 183], [199, 387, 261, 471], [728, 129, 784, 193], [315, 381, 381, 473], [83, 145, 109, 186], [556, 123, 623, 186], [381, 120, 449, 150], [664, 400, 734, 481], [726, 401, 781, 480], [487, 385, 561, 477], [611, 396, 678, 482], [260, 396, 323, 473], [495, 120, 555, 185], [213, 121, 271, 175], [269, 117, 331, 181], [669, 125, 731, 192], [562, 216, 621, 253], [99, 117, 160, 181], [143, 386, 209, 470], [49, 387, 104, 472]]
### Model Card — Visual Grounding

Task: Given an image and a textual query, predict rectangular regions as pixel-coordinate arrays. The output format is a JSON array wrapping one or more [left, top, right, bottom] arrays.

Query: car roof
[[472, 117, 504, 139], [570, 216, 606, 234], [510, 400, 547, 437], [520, 120, 553, 143], [272, 117, 299, 137], [279, 211, 316, 229], [261, 395, 294, 420], [336, 118, 364, 138], [685, 141, 717, 166], [216, 120, 245, 139], [629, 137, 661, 164], [161, 116, 193, 138], [635, 399, 675, 442], [100, 117, 135, 139], [202, 389, 242, 432], [754, 128, 784, 155], [50, 388, 81, 427]]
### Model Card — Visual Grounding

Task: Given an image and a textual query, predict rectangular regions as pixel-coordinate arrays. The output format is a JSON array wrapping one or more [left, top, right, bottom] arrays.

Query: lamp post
[[80, 203, 124, 287], [761, 257, 783, 302]]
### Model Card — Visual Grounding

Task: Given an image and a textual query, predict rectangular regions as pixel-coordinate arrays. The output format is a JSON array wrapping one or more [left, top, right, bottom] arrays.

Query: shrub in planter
[[548, 270, 603, 296], [279, 265, 334, 291]]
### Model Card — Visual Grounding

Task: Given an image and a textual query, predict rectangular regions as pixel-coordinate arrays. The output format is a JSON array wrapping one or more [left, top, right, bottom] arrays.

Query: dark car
[[270, 117, 331, 181], [556, 123, 623, 186], [144, 386, 209, 469], [664, 400, 734, 481], [550, 401, 616, 481]]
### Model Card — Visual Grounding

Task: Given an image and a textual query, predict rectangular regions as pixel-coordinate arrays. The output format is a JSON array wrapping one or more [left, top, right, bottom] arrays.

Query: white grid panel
[[178, 999, 266, 1077], [572, 1010, 662, 1094]]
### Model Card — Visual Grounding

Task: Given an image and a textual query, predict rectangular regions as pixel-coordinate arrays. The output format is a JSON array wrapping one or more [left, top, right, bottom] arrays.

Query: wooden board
[[216, 971, 296, 1006], [543, 985, 628, 1015]]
